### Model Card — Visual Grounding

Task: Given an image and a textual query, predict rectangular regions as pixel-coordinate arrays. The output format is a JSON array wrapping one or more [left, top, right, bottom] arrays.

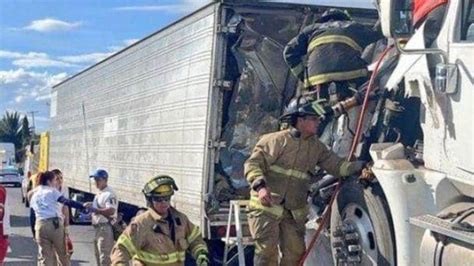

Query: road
[[4, 186, 98, 265]]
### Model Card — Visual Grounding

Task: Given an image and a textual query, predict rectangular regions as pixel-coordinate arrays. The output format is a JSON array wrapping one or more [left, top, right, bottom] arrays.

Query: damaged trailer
[[49, 0, 380, 264]]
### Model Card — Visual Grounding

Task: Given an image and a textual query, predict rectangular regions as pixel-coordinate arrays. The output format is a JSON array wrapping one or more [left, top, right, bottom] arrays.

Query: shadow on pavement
[[10, 214, 32, 227], [6, 234, 37, 264]]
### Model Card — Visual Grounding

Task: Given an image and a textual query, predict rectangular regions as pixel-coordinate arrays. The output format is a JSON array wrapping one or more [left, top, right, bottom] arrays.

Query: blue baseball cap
[[90, 169, 109, 179]]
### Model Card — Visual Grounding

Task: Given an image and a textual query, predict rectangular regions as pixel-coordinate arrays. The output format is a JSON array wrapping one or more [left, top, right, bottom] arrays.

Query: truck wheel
[[330, 178, 395, 265]]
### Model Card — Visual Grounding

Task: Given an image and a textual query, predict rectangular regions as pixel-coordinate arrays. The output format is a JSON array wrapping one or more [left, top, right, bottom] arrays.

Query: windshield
[[0, 168, 18, 175]]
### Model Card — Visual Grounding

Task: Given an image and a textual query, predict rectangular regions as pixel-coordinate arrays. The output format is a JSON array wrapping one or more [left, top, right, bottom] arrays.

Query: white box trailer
[[50, 0, 377, 240]]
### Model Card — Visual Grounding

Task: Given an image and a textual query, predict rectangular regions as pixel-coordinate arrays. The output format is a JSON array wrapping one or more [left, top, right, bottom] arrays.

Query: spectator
[[30, 171, 93, 266]]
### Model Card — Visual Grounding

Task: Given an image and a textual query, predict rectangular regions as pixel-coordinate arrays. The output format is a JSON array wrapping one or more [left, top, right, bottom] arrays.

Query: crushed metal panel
[[50, 4, 217, 225]]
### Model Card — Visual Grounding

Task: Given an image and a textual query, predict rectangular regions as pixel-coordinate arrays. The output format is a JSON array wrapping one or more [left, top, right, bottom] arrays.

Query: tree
[[0, 111, 31, 164]]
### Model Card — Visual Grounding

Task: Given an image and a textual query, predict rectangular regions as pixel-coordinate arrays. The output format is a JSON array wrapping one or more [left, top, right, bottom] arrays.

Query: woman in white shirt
[[30, 171, 93, 266]]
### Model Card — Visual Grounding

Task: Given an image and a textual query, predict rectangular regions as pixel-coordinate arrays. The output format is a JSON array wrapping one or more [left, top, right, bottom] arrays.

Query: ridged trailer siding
[[49, 4, 218, 226]]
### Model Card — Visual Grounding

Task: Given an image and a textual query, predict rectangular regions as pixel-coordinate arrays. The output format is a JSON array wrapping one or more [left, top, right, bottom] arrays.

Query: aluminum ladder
[[222, 200, 253, 266]]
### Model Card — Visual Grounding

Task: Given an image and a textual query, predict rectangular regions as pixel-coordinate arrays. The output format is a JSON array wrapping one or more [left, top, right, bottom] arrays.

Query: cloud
[[24, 18, 82, 32], [114, 0, 211, 14], [59, 52, 113, 64], [107, 38, 140, 52], [0, 49, 79, 69], [123, 39, 139, 46], [114, 5, 182, 12], [0, 68, 68, 104], [13, 58, 78, 69]]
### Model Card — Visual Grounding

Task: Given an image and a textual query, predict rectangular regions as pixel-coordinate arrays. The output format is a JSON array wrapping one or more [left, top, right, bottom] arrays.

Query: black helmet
[[142, 175, 179, 198], [279, 96, 327, 123], [317, 8, 351, 23]]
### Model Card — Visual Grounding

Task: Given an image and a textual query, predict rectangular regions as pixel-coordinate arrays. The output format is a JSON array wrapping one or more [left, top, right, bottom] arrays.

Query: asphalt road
[[4, 186, 98, 265]]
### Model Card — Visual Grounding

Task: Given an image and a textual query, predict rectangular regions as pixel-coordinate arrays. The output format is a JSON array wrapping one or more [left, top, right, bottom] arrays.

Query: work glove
[[346, 161, 365, 176], [340, 160, 365, 178], [196, 253, 209, 266]]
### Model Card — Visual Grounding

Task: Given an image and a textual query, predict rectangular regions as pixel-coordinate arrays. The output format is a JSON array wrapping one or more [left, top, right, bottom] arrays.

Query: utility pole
[[27, 111, 39, 134]]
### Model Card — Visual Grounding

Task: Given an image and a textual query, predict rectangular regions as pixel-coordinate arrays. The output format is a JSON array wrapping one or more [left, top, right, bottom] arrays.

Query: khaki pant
[[248, 208, 306, 266], [94, 223, 114, 266], [35, 218, 70, 266]]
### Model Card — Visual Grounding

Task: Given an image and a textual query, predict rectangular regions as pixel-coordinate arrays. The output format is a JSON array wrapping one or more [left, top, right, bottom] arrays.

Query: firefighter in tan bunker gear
[[110, 175, 209, 266], [245, 96, 364, 265]]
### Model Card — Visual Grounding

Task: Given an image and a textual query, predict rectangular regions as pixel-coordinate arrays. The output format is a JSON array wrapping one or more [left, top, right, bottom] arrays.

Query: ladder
[[222, 200, 254, 266]]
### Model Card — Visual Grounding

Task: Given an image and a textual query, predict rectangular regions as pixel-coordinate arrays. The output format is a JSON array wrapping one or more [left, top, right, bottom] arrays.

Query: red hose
[[298, 46, 393, 266]]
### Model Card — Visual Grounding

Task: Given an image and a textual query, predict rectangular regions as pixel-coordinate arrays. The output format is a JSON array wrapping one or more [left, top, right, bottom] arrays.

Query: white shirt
[[30, 186, 63, 221], [92, 186, 118, 225]]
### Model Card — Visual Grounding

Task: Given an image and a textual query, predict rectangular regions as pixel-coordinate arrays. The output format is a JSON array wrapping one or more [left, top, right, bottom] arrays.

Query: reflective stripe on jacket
[[111, 207, 208, 265], [284, 20, 382, 88], [245, 129, 345, 211]]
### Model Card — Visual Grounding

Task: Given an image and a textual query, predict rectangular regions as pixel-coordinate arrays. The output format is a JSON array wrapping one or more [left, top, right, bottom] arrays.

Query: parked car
[[0, 167, 22, 187]]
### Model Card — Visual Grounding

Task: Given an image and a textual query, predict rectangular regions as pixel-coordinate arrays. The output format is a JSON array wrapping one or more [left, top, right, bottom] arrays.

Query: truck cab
[[338, 0, 474, 265]]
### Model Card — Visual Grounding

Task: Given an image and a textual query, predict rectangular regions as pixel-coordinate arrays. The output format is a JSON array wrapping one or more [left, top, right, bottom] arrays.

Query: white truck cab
[[360, 0, 474, 265]]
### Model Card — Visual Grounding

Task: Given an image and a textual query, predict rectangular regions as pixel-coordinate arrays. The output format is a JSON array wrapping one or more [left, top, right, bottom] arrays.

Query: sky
[[0, 0, 374, 132]]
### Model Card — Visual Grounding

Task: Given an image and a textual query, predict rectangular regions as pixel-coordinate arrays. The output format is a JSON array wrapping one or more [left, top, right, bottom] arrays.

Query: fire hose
[[298, 45, 394, 266]]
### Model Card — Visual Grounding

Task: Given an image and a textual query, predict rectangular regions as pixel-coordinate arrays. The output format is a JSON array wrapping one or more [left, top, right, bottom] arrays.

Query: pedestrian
[[27, 173, 40, 239], [110, 175, 209, 265], [83, 169, 118, 266], [51, 169, 73, 257], [0, 184, 10, 265], [245, 96, 364, 265], [284, 8, 382, 101], [30, 171, 90, 266]]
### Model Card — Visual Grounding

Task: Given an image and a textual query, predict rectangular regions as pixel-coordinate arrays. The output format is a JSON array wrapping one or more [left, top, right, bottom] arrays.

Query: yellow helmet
[[142, 175, 178, 197]]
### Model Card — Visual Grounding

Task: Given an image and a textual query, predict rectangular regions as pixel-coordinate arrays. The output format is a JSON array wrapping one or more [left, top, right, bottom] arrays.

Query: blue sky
[[0, 0, 373, 132], [0, 0, 210, 131]]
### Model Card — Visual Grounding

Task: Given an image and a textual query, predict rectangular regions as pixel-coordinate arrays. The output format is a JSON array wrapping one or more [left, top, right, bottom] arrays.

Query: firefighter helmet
[[279, 96, 327, 123], [317, 8, 352, 23], [142, 175, 179, 198]]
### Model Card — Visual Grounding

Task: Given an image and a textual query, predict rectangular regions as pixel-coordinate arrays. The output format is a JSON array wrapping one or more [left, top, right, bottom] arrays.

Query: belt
[[39, 217, 61, 222]]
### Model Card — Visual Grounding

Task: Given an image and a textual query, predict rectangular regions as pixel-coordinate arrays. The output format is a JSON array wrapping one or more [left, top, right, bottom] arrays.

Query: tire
[[330, 178, 396, 265]]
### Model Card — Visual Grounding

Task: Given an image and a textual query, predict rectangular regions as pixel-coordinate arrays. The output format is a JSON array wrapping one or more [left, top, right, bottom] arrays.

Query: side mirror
[[435, 63, 458, 94], [380, 0, 414, 39]]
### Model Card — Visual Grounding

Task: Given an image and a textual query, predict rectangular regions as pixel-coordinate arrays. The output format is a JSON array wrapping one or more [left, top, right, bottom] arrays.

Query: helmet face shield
[[143, 175, 178, 198]]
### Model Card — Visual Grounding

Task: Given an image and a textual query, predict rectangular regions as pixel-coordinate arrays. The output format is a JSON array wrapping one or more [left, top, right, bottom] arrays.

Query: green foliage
[[0, 111, 32, 163]]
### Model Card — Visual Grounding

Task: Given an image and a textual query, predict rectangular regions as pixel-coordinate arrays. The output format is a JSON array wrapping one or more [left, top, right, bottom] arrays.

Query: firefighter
[[111, 175, 209, 266], [284, 8, 382, 101], [245, 96, 364, 265]]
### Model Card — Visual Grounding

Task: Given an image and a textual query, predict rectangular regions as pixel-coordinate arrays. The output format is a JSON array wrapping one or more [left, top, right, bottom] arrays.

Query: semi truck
[[43, 0, 473, 264]]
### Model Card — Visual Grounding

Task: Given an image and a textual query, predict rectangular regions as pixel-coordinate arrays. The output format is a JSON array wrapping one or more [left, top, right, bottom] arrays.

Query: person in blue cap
[[84, 169, 118, 266]]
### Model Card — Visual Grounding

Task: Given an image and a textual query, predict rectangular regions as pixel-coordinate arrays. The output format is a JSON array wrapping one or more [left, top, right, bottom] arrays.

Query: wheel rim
[[332, 203, 378, 265]]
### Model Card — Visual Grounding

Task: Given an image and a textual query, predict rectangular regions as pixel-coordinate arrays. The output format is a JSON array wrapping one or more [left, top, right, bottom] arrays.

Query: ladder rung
[[210, 221, 249, 226], [222, 236, 254, 245]]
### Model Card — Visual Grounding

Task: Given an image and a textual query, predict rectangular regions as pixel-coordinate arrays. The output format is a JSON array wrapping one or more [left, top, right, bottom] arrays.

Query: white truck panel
[[50, 4, 217, 225]]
